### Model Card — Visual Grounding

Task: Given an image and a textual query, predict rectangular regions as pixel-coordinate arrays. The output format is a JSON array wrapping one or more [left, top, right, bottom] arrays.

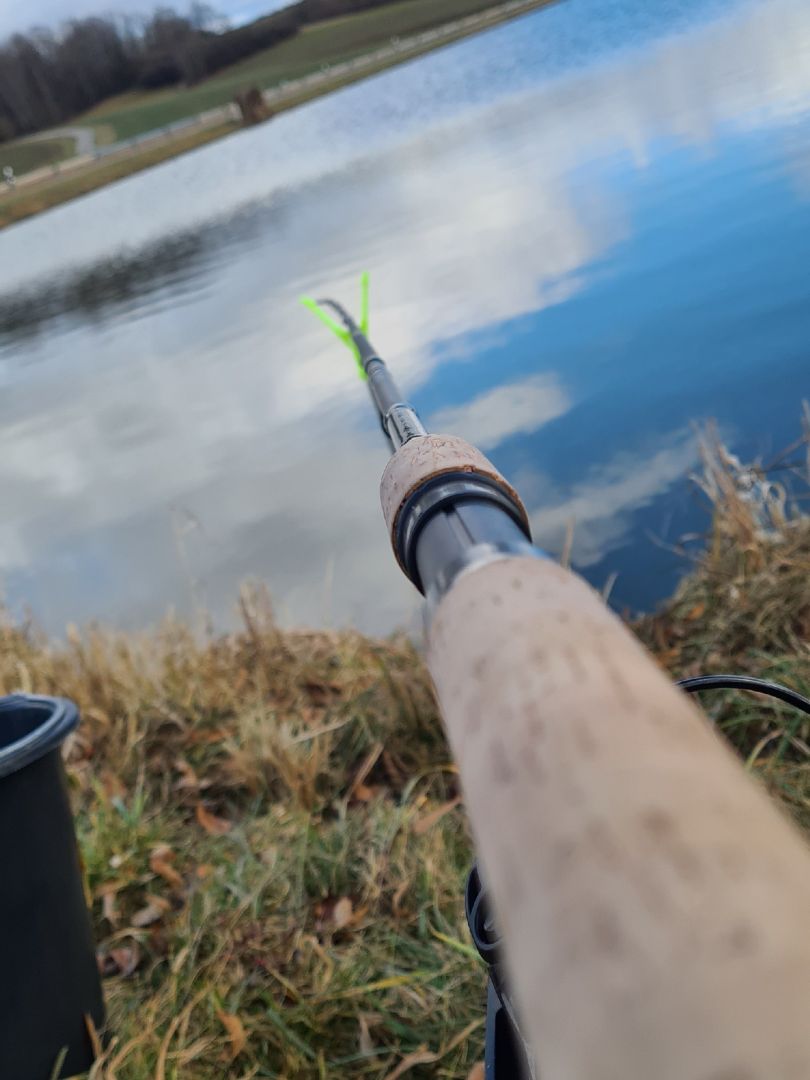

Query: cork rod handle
[[427, 556, 810, 1080]]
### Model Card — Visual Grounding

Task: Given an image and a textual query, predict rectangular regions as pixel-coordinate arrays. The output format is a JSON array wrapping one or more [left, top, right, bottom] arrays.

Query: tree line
[[0, 0, 408, 142]]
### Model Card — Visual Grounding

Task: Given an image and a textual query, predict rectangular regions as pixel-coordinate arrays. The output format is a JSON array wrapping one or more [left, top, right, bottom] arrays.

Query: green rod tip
[[301, 293, 368, 382]]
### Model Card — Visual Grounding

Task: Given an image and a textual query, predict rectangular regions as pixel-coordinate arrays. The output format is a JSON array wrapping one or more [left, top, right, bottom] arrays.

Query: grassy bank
[[2, 596, 478, 1078], [635, 429, 810, 831], [1, 433, 807, 1077], [0, 122, 239, 232]]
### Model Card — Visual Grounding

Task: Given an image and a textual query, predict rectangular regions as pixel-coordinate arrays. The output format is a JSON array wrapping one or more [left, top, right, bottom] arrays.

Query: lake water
[[1, 0, 810, 635]]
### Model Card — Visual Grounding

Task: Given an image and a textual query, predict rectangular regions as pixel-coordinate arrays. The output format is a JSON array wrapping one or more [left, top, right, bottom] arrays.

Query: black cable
[[678, 674, 810, 716]]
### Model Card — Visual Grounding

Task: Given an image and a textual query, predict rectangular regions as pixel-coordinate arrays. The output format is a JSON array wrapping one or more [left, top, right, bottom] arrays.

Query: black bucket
[[0, 694, 105, 1079]]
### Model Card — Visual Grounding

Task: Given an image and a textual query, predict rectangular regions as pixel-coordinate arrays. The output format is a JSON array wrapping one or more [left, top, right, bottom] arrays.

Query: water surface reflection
[[1, 0, 809, 633]]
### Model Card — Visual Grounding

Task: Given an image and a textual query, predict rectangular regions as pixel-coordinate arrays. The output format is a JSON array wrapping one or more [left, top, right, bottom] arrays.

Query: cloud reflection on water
[[1, 0, 809, 631]]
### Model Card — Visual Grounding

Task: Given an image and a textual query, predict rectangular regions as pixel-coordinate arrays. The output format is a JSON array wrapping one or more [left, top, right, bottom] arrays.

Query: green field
[[0, 135, 75, 177], [82, 0, 519, 142]]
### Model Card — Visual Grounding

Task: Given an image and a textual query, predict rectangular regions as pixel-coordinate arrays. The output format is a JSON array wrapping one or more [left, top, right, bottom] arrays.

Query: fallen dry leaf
[[174, 757, 200, 791], [101, 889, 120, 926], [686, 602, 706, 621], [150, 846, 184, 889], [352, 782, 376, 803], [413, 797, 461, 836], [333, 897, 354, 929], [217, 1011, 247, 1060], [654, 647, 681, 670], [348, 743, 383, 800], [187, 727, 229, 746], [302, 679, 341, 704], [95, 877, 129, 898], [358, 1014, 374, 1056], [195, 863, 214, 879], [467, 1064, 485, 1080], [383, 1047, 438, 1080], [196, 803, 232, 835], [131, 895, 171, 928], [314, 894, 366, 933], [98, 945, 141, 978]]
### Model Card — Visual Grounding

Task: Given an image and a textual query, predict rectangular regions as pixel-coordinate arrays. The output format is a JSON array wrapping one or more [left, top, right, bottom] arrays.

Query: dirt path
[[24, 126, 96, 156]]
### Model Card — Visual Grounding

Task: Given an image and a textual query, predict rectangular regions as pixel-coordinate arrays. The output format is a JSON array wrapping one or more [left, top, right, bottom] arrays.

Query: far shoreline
[[0, 0, 553, 234]]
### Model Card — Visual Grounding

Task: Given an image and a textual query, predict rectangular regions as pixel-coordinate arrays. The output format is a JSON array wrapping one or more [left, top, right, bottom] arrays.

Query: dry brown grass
[[1, 588, 483, 1078], [636, 418, 810, 828]]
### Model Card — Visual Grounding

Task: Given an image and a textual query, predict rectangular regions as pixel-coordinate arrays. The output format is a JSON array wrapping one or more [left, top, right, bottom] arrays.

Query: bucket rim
[[0, 694, 79, 779]]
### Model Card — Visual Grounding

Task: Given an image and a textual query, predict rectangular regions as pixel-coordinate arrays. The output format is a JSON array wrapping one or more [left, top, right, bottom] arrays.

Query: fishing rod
[[304, 277, 428, 451], [304, 275, 810, 1080], [303, 275, 537, 612]]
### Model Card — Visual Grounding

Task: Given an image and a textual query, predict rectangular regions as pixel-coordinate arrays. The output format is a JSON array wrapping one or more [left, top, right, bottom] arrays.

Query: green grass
[[81, 0, 531, 142], [0, 135, 76, 176]]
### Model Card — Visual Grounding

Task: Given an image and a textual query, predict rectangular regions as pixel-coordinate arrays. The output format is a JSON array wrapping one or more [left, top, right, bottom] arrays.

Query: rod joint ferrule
[[384, 404, 428, 449]]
